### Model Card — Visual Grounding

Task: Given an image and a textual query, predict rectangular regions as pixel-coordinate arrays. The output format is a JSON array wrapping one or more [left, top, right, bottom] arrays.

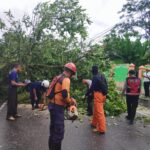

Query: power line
[[88, 25, 114, 42], [88, 11, 140, 44], [86, 25, 114, 44]]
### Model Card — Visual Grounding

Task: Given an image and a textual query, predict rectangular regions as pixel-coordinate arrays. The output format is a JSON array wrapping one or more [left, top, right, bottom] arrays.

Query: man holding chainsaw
[[47, 62, 77, 150]]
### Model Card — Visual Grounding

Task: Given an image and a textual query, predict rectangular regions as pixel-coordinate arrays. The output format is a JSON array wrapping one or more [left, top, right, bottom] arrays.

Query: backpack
[[97, 74, 108, 96], [126, 77, 141, 94], [47, 74, 65, 99]]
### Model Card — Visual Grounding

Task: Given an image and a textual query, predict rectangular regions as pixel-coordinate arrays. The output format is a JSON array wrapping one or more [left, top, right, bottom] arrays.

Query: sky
[[0, 0, 126, 40]]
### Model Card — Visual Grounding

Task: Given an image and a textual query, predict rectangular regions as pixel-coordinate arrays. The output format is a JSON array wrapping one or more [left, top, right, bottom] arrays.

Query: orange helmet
[[64, 62, 77, 74]]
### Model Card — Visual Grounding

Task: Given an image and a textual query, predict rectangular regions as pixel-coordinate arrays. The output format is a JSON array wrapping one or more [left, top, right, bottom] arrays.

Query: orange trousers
[[92, 92, 106, 132]]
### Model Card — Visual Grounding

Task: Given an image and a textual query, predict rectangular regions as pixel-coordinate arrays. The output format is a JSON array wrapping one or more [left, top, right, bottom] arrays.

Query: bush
[[105, 80, 126, 116]]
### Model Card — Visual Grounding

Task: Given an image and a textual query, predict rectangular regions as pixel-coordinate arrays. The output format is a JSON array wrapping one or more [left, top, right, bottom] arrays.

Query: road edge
[[0, 102, 6, 112]]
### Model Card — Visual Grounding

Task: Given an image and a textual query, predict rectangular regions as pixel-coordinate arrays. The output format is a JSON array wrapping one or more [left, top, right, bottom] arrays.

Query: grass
[[18, 92, 30, 104], [144, 118, 150, 123]]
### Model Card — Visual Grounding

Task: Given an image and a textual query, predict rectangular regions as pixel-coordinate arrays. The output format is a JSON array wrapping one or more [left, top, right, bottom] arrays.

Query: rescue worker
[[48, 62, 77, 150], [86, 65, 108, 134], [25, 80, 49, 110], [82, 79, 93, 116], [6, 64, 26, 121], [122, 70, 141, 124]]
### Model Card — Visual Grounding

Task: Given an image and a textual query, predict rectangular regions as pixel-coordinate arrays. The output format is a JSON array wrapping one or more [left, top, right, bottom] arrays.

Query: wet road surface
[[0, 104, 150, 150]]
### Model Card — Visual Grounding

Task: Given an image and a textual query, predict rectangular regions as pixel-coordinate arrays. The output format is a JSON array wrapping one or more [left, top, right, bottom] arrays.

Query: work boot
[[15, 114, 22, 118], [92, 128, 105, 134], [6, 116, 16, 121]]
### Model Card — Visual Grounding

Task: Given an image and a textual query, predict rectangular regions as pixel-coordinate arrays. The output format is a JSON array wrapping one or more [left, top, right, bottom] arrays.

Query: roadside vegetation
[[1, 0, 150, 116]]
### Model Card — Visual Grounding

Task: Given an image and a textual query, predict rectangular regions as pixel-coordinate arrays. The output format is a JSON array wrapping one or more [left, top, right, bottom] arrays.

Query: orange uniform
[[50, 77, 71, 106], [86, 66, 108, 133], [48, 63, 77, 150], [92, 92, 106, 132]]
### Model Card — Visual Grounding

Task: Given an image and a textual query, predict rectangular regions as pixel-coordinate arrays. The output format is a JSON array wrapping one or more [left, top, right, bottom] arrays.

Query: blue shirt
[[8, 69, 18, 87], [28, 81, 46, 94]]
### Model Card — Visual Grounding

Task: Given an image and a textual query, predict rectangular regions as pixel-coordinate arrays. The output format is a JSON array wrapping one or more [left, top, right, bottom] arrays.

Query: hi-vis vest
[[126, 77, 141, 95]]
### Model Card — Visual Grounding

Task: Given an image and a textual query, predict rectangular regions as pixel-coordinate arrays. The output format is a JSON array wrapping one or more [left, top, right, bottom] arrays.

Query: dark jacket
[[86, 74, 107, 96]]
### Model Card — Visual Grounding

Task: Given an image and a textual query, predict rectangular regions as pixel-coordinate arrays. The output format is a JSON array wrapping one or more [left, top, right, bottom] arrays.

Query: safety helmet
[[67, 105, 78, 120], [64, 62, 77, 74], [41, 80, 50, 88], [24, 79, 31, 84]]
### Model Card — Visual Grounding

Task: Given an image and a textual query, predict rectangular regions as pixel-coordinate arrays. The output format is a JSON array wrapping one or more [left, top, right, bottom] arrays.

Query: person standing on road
[[122, 70, 141, 125], [143, 69, 150, 97], [86, 65, 108, 134], [47, 62, 77, 150], [82, 79, 93, 116], [6, 64, 26, 121]]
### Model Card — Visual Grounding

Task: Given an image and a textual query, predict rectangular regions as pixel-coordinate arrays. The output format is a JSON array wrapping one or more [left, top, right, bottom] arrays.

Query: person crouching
[[25, 80, 49, 110]]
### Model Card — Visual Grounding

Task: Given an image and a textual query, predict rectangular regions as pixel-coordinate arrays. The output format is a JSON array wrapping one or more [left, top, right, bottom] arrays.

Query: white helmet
[[41, 80, 50, 88], [24, 79, 31, 84]]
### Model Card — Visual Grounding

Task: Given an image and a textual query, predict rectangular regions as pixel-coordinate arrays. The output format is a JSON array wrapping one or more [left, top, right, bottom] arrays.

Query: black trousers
[[126, 95, 139, 121], [7, 86, 18, 118], [144, 82, 150, 97], [49, 140, 61, 150], [87, 95, 93, 115], [30, 92, 41, 107], [48, 103, 64, 150]]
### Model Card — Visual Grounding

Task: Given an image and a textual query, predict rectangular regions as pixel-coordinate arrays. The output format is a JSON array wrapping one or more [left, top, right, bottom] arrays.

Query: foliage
[[0, 0, 126, 116], [114, 0, 150, 39], [0, 0, 91, 80], [0, 0, 91, 95], [103, 32, 150, 66], [144, 118, 150, 123], [105, 80, 126, 116]]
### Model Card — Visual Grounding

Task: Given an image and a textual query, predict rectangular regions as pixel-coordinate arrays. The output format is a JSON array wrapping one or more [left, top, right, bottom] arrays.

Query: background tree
[[0, 0, 91, 80], [103, 32, 150, 66], [0, 0, 126, 116], [114, 0, 150, 39]]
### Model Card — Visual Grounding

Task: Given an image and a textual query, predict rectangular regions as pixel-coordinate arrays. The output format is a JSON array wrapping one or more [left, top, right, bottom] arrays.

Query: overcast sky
[[0, 0, 126, 39]]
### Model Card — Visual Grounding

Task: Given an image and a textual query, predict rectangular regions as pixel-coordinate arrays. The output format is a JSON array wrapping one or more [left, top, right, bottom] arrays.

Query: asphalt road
[[0, 104, 150, 150]]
